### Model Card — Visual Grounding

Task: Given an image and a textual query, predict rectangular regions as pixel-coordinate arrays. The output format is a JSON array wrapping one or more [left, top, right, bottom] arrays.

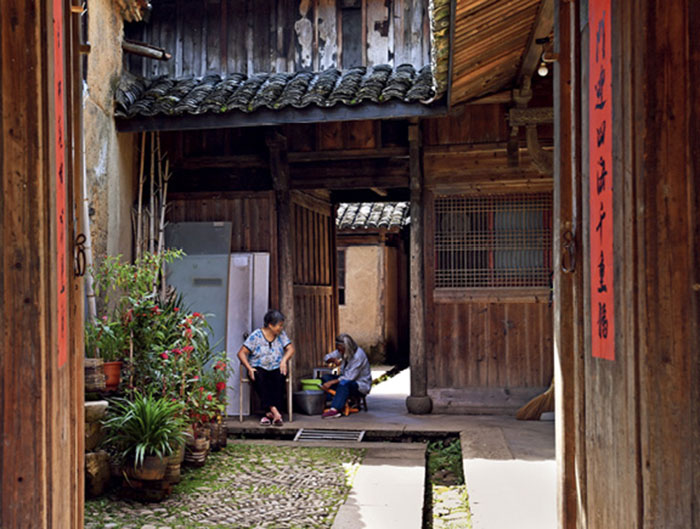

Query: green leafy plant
[[84, 315, 129, 361], [102, 393, 187, 469]]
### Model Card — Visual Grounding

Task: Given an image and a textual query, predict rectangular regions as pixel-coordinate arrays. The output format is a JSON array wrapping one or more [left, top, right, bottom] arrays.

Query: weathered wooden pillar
[[554, 1, 584, 527], [405, 122, 432, 414], [267, 132, 295, 337], [1, 0, 83, 527]]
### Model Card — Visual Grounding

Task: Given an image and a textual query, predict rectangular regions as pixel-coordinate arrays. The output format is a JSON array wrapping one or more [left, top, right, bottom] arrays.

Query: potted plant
[[204, 353, 230, 450], [102, 393, 186, 481], [85, 315, 129, 391]]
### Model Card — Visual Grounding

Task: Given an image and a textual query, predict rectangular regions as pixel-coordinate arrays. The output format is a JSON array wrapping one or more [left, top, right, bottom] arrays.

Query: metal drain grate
[[293, 428, 365, 442]]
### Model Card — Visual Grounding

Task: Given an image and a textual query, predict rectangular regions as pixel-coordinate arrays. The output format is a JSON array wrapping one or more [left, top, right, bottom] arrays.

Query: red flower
[[192, 375, 199, 381], [185, 328, 193, 338], [214, 361, 226, 371], [174, 307, 180, 312], [172, 348, 182, 356], [216, 381, 226, 392], [193, 312, 202, 318], [183, 345, 194, 353], [199, 386, 205, 393], [160, 352, 169, 360], [206, 394, 213, 401], [151, 305, 161, 314]]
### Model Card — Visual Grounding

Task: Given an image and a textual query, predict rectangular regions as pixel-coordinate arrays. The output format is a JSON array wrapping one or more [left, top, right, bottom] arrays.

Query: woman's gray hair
[[335, 333, 358, 361]]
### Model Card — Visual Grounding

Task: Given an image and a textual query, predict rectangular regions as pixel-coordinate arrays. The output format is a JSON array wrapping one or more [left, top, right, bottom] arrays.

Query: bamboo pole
[[158, 159, 171, 299], [135, 132, 146, 261], [149, 131, 156, 255]]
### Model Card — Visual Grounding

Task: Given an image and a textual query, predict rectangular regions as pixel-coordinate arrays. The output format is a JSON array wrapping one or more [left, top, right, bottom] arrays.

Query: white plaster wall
[[84, 0, 134, 261], [339, 245, 384, 360]]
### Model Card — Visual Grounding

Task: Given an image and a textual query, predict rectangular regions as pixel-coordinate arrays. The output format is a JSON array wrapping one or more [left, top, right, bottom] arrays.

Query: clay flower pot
[[103, 361, 123, 391]]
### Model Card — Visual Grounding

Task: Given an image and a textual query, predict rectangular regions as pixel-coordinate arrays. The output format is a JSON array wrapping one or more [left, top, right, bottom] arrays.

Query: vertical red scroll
[[589, 0, 614, 360], [53, 0, 68, 368]]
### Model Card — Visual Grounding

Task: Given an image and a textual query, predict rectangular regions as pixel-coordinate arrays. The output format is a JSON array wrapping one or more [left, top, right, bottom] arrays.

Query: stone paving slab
[[331, 445, 426, 529]]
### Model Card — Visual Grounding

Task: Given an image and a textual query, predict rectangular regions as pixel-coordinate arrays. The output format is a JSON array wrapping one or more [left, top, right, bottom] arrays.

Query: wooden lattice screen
[[434, 193, 553, 288]]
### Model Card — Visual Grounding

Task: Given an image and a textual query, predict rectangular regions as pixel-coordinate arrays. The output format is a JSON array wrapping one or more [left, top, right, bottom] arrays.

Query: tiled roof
[[337, 202, 410, 231], [116, 65, 436, 118]]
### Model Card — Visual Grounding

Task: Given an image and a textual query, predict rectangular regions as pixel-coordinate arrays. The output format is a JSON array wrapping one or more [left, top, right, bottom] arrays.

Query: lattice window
[[434, 193, 553, 289]]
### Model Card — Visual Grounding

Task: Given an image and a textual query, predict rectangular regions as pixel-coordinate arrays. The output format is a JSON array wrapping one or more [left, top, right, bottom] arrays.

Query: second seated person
[[321, 333, 371, 419]]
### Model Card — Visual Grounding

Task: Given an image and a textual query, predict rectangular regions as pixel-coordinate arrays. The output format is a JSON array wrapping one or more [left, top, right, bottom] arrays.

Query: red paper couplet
[[589, 0, 615, 360]]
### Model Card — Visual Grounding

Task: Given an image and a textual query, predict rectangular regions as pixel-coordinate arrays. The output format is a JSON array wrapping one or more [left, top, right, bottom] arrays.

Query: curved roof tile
[[116, 65, 436, 118]]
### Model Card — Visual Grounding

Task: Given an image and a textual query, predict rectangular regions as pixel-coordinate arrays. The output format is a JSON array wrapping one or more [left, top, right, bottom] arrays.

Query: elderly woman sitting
[[321, 334, 371, 419], [237, 309, 295, 426]]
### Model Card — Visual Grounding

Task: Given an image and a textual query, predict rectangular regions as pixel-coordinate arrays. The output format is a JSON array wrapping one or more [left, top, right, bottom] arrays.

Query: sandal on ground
[[260, 416, 272, 426], [272, 417, 284, 427]]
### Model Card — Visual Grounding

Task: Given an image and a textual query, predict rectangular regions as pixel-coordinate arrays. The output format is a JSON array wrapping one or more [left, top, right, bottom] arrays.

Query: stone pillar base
[[406, 395, 433, 415]]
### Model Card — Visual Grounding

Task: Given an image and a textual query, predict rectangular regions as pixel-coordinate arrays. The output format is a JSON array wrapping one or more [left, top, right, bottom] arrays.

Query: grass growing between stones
[[424, 437, 472, 529], [85, 443, 364, 529]]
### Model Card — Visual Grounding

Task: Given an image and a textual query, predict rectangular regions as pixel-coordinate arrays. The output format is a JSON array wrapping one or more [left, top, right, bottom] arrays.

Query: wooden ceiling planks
[[450, 0, 541, 106]]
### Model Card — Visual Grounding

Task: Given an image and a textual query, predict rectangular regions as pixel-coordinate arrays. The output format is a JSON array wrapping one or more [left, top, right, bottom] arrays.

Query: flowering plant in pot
[[202, 353, 231, 449], [85, 315, 130, 390], [101, 393, 186, 481], [86, 250, 183, 392]]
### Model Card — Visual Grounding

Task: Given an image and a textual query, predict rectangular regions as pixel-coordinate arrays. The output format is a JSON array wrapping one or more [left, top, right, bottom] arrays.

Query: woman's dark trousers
[[252, 368, 285, 412]]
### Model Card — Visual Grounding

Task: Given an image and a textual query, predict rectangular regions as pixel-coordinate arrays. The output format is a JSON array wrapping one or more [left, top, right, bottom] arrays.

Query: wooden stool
[[325, 389, 368, 416]]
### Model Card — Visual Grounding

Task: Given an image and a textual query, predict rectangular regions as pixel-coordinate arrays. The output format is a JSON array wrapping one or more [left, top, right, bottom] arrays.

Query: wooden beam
[[288, 147, 408, 163], [463, 90, 513, 105], [117, 101, 449, 133], [175, 148, 409, 171], [405, 122, 432, 414], [178, 154, 267, 170], [330, 188, 410, 203], [518, 0, 554, 86], [122, 39, 172, 61], [267, 132, 295, 337], [290, 158, 409, 189]]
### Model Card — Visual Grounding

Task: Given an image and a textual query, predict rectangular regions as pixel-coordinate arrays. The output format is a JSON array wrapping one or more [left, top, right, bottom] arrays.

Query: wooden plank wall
[[124, 0, 430, 77], [167, 192, 280, 307], [1, 0, 84, 527], [422, 103, 555, 403], [429, 301, 553, 389], [291, 191, 338, 379]]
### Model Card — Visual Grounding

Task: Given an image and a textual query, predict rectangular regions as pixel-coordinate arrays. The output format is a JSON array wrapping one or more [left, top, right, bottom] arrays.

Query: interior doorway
[[335, 202, 410, 368]]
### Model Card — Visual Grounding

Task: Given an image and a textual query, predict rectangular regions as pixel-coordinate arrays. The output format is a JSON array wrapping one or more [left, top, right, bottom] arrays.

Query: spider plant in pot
[[102, 393, 187, 481]]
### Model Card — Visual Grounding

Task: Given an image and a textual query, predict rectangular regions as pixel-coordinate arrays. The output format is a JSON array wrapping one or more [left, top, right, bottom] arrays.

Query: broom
[[516, 379, 554, 420]]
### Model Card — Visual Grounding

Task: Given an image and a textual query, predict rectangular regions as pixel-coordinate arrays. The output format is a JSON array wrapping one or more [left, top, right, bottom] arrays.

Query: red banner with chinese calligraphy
[[589, 0, 614, 360], [53, 0, 69, 368]]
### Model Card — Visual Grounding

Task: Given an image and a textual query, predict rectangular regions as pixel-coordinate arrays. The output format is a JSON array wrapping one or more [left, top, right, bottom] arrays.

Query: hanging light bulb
[[537, 60, 549, 77]]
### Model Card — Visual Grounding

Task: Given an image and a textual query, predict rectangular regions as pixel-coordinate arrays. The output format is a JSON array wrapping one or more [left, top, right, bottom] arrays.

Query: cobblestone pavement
[[86, 443, 364, 529]]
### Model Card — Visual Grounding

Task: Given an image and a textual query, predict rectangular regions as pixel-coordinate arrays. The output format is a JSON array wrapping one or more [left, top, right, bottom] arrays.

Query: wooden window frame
[[432, 191, 553, 302]]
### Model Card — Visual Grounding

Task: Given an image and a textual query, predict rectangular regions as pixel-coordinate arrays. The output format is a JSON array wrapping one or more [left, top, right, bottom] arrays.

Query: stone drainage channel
[[231, 429, 472, 529]]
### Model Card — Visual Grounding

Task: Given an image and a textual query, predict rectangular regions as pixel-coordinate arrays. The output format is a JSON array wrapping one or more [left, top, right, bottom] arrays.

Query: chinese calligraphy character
[[597, 250, 607, 293], [596, 14, 606, 63], [597, 302, 609, 339], [596, 120, 606, 147], [594, 67, 606, 109], [596, 157, 607, 194], [595, 202, 606, 242]]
